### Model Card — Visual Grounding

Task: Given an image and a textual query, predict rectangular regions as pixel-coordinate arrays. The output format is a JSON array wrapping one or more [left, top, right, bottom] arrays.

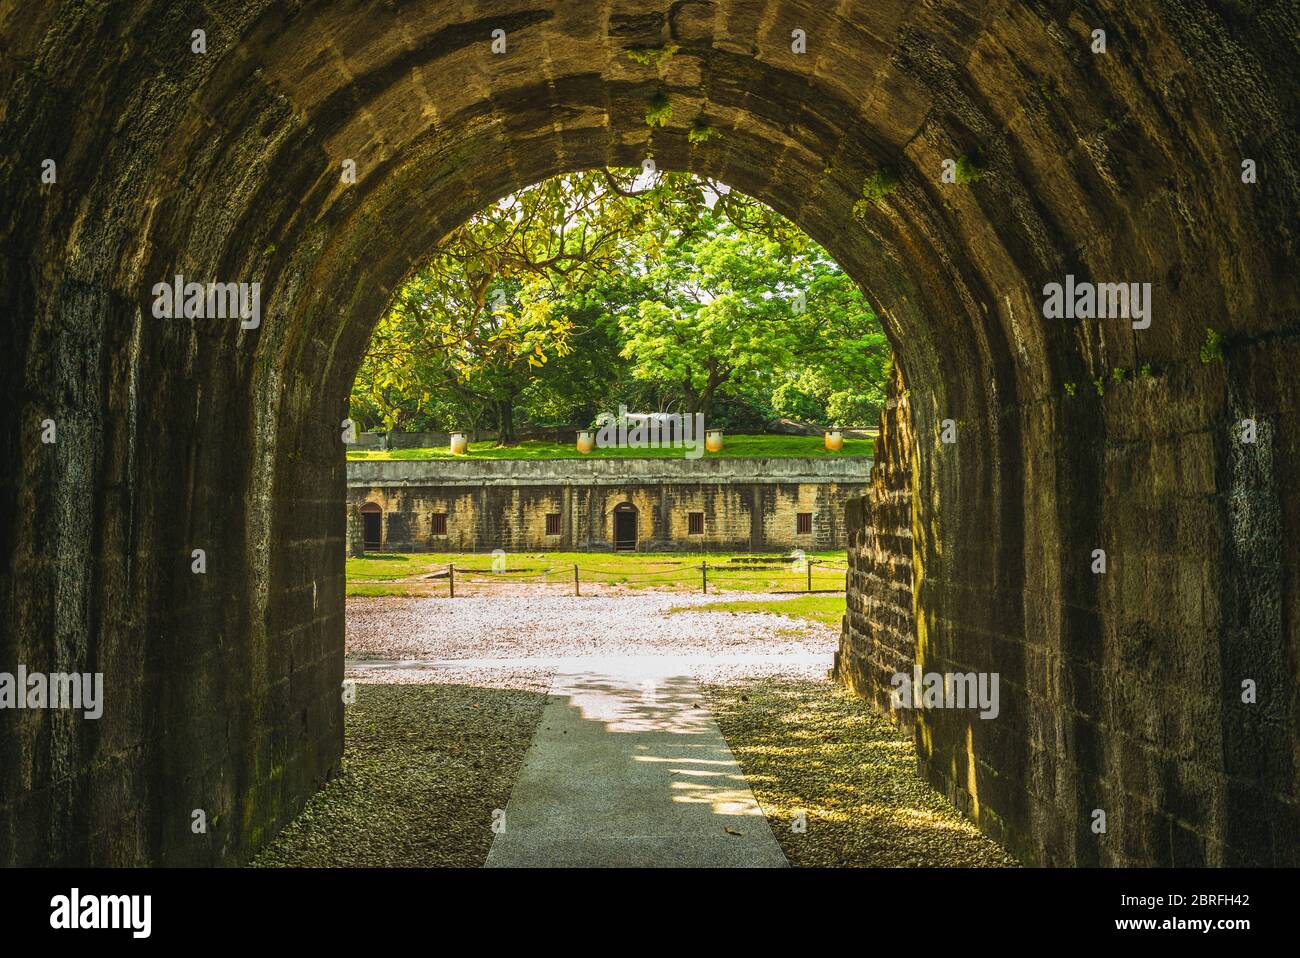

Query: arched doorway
[[359, 503, 383, 552], [612, 503, 638, 552], [3, 3, 1295, 868]]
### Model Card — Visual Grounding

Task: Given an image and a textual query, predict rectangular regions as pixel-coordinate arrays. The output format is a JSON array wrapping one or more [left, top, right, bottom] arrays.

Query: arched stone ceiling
[[1, 0, 1296, 867]]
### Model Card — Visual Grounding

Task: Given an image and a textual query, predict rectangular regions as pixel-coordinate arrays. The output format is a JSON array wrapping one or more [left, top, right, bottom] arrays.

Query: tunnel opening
[[2, 1, 1296, 869]]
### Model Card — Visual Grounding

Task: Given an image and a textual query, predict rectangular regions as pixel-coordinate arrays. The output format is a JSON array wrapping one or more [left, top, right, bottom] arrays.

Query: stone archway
[[613, 502, 640, 552], [2, 2, 1296, 867], [359, 503, 383, 552]]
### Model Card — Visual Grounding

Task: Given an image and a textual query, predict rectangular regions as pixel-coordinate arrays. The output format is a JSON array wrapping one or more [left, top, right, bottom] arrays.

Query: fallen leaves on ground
[[701, 678, 1019, 868]]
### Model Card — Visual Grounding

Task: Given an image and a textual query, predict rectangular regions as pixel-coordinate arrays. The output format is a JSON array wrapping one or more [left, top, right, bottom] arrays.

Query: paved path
[[485, 666, 789, 868]]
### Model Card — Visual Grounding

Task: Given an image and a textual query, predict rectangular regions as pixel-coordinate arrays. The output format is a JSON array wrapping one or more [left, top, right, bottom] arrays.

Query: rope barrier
[[410, 558, 852, 597], [359, 558, 850, 597]]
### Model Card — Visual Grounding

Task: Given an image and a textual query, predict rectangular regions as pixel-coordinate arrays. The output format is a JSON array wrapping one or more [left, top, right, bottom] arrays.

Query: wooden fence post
[[448, 563, 455, 598]]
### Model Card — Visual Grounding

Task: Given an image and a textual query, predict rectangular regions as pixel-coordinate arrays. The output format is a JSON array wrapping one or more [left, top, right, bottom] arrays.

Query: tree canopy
[[351, 168, 890, 441]]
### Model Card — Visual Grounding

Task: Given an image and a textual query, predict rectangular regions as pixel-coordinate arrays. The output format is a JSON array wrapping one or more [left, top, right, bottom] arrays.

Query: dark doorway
[[613, 505, 637, 551], [361, 503, 382, 551]]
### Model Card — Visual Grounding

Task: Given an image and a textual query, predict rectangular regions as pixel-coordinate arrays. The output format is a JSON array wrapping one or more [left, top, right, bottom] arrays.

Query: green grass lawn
[[346, 433, 873, 461], [671, 593, 846, 628], [346, 550, 849, 596]]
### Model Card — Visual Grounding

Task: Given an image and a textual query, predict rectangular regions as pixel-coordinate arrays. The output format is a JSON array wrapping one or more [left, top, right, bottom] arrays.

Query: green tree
[[618, 220, 804, 417], [618, 209, 886, 424], [352, 168, 892, 436]]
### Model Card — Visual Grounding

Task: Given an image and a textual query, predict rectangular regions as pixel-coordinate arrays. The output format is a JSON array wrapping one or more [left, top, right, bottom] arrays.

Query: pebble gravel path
[[255, 592, 1016, 867], [345, 593, 838, 662], [251, 669, 551, 868]]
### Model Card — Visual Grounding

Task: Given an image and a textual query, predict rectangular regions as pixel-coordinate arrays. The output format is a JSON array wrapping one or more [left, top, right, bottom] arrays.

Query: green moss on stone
[[1200, 327, 1224, 363], [955, 153, 986, 185], [852, 165, 899, 220], [627, 44, 679, 70], [862, 165, 899, 202], [688, 117, 716, 144], [646, 90, 673, 127]]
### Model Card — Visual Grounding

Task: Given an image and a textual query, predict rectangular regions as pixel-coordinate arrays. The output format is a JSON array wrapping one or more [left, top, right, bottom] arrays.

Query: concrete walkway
[[485, 666, 789, 868]]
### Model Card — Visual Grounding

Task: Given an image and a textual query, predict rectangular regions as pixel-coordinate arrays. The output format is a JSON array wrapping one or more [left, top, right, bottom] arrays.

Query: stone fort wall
[[346, 457, 871, 552]]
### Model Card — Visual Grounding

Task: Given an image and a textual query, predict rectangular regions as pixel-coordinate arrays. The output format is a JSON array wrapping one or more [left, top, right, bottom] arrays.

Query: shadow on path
[[486, 670, 788, 867]]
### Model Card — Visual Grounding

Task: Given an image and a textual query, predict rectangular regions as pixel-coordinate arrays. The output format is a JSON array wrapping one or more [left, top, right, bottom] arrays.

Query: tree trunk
[[686, 371, 728, 420], [497, 399, 516, 445], [683, 382, 702, 416]]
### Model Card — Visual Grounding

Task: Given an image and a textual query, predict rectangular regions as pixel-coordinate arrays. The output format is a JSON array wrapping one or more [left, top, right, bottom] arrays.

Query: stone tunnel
[[1, 1, 1296, 867]]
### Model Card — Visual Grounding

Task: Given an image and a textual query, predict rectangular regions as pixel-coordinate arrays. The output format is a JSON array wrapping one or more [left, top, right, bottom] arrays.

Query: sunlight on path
[[485, 668, 788, 868]]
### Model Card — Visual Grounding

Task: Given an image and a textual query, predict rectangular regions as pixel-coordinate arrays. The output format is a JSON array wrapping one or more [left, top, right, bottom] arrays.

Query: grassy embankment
[[673, 593, 846, 628], [346, 433, 873, 461]]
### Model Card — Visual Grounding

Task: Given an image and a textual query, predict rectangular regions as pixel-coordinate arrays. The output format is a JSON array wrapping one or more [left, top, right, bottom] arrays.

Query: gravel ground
[[251, 669, 551, 868], [347, 592, 838, 661], [700, 678, 1020, 867], [256, 593, 1015, 867]]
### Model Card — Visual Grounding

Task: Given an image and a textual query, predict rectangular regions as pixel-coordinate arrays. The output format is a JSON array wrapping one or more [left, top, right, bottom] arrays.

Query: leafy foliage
[[955, 154, 986, 185], [851, 165, 899, 221], [646, 90, 673, 126], [861, 165, 899, 203], [350, 169, 892, 440], [626, 44, 679, 69], [688, 117, 717, 144], [1200, 327, 1224, 363]]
